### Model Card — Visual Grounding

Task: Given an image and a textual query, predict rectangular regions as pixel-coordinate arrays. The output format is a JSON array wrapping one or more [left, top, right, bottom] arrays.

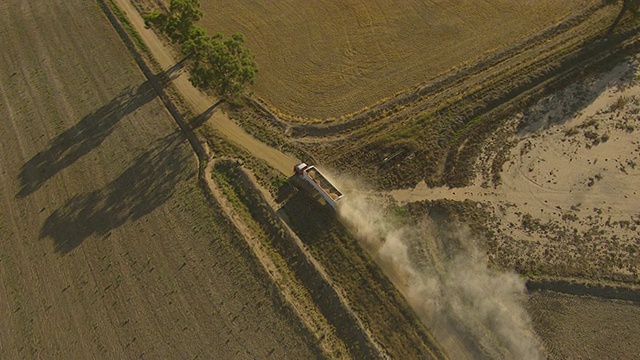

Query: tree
[[605, 0, 640, 34], [181, 25, 212, 60], [183, 31, 257, 101], [144, 1, 257, 102], [193, 33, 257, 101], [165, 0, 202, 43], [144, 0, 202, 43]]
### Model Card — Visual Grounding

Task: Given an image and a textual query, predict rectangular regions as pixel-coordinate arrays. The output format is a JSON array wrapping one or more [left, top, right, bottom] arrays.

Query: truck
[[293, 162, 344, 209]]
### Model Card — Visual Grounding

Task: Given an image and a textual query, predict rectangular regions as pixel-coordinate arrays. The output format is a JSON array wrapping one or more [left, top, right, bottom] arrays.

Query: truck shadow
[[39, 131, 191, 254], [275, 177, 298, 204], [16, 64, 182, 198]]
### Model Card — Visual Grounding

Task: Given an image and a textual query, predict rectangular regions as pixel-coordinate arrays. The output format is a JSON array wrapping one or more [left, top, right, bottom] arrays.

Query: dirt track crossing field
[[0, 1, 318, 358]]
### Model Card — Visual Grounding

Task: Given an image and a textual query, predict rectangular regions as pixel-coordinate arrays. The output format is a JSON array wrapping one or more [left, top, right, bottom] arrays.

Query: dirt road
[[114, 0, 299, 176], [0, 0, 317, 357]]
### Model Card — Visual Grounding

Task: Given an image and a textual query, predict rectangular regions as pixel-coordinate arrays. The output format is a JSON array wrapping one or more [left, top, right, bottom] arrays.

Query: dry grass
[[197, 0, 594, 119]]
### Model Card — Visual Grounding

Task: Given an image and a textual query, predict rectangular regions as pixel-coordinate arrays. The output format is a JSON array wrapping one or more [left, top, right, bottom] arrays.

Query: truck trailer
[[293, 163, 344, 209]]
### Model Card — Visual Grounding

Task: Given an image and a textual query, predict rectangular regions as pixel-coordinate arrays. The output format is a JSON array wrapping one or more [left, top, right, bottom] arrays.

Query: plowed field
[[0, 0, 316, 357]]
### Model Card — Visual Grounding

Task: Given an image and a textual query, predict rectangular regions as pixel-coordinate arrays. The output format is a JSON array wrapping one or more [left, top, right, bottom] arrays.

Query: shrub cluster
[[144, 0, 257, 102]]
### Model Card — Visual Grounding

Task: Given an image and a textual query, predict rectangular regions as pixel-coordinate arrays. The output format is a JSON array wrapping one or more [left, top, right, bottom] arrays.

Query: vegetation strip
[[282, 193, 447, 359], [527, 277, 640, 303], [106, 0, 149, 53]]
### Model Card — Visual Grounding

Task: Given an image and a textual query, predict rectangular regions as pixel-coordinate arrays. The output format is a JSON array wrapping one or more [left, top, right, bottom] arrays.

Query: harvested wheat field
[[528, 291, 640, 359], [0, 0, 317, 358], [389, 53, 640, 357], [197, 0, 593, 119]]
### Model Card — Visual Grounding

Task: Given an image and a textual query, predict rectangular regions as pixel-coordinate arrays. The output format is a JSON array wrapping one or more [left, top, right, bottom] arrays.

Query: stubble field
[[0, 0, 317, 358], [196, 0, 593, 119]]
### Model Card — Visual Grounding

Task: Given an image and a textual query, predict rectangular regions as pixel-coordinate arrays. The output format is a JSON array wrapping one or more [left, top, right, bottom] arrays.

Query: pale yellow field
[[199, 0, 595, 119]]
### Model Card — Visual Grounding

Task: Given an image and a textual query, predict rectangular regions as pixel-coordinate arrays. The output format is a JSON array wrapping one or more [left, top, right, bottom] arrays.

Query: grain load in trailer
[[293, 163, 344, 209]]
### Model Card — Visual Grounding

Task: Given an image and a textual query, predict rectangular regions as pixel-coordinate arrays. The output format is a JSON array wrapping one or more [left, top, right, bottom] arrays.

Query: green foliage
[[270, 177, 287, 190], [385, 205, 411, 226], [107, 0, 148, 52], [181, 26, 213, 60], [189, 33, 257, 102], [168, 0, 202, 42], [144, 0, 257, 101], [143, 10, 167, 31]]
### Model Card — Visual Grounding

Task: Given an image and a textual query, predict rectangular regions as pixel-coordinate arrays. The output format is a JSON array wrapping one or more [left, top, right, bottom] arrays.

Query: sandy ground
[[392, 57, 640, 282]]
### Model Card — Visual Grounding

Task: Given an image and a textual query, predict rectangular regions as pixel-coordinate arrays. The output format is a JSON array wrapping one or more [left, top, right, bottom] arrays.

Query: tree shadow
[[39, 132, 191, 254], [16, 63, 183, 198], [189, 99, 224, 129]]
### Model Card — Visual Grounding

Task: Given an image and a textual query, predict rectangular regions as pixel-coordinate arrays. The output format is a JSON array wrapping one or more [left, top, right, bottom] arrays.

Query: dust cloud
[[332, 176, 543, 359]]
